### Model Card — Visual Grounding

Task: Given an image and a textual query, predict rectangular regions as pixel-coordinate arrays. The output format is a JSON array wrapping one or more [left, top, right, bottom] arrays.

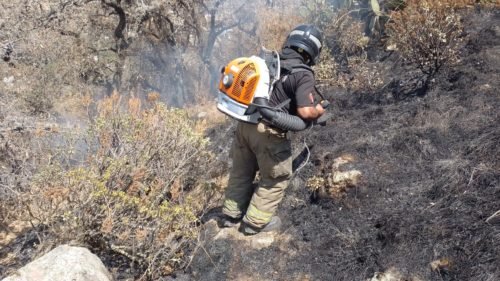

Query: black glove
[[314, 112, 332, 126], [320, 100, 330, 109]]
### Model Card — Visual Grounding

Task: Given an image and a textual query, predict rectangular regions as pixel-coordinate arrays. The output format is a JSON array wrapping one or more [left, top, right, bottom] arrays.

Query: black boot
[[240, 216, 282, 235], [218, 215, 241, 228]]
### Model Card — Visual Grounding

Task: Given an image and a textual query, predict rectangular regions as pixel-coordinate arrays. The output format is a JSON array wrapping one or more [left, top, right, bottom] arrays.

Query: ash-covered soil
[[280, 11, 499, 281], [187, 10, 499, 281]]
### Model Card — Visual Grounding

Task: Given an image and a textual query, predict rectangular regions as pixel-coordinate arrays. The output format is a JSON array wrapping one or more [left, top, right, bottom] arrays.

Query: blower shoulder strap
[[280, 62, 314, 79], [271, 63, 314, 110], [279, 62, 314, 84], [290, 64, 314, 74]]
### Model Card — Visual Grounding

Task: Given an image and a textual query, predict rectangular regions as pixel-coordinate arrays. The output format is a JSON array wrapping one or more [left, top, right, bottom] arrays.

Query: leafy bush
[[386, 0, 465, 78], [20, 94, 223, 279]]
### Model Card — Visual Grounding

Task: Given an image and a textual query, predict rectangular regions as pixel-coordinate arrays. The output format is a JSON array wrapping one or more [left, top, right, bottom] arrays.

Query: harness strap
[[274, 98, 291, 109], [279, 63, 314, 82]]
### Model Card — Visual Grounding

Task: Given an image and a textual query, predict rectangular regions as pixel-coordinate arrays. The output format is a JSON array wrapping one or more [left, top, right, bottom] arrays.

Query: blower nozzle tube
[[254, 97, 311, 132]]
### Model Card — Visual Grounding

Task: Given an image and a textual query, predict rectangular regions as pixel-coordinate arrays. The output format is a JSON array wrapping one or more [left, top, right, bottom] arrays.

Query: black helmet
[[284, 24, 323, 65]]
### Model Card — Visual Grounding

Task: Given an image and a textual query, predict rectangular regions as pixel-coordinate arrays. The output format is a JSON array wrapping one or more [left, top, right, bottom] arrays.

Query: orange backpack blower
[[216, 49, 313, 132], [217, 49, 279, 124]]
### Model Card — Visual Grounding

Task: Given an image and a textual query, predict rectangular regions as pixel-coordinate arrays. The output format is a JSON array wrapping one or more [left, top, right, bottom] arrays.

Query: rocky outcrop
[[2, 245, 112, 281]]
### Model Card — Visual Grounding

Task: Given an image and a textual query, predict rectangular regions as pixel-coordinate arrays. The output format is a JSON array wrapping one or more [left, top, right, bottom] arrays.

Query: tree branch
[[101, 0, 127, 39]]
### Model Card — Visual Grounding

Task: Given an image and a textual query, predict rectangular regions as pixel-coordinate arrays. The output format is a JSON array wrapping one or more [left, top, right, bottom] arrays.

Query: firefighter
[[221, 24, 326, 235]]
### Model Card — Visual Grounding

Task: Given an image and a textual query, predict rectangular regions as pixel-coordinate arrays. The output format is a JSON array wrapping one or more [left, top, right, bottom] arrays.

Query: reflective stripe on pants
[[222, 122, 292, 228]]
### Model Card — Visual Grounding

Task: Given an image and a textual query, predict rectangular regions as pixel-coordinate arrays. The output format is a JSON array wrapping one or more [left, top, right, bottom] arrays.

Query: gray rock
[[2, 245, 112, 281]]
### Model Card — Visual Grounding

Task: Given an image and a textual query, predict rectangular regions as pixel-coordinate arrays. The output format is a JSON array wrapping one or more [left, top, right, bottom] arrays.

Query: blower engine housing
[[217, 50, 314, 132], [217, 56, 271, 124]]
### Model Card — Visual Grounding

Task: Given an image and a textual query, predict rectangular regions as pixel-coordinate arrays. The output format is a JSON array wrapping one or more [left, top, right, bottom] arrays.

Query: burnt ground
[[186, 9, 500, 281], [279, 10, 500, 281]]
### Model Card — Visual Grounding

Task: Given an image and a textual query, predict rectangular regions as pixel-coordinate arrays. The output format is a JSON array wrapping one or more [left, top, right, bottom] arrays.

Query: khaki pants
[[222, 122, 293, 228]]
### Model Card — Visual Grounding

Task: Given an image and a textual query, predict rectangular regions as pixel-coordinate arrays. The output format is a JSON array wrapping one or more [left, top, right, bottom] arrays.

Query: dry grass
[[386, 0, 466, 77], [186, 101, 229, 134], [313, 9, 386, 93], [1, 94, 225, 280], [255, 2, 305, 50]]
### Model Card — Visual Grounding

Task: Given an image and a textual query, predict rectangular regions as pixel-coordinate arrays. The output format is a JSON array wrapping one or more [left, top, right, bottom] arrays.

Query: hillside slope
[[188, 10, 499, 281]]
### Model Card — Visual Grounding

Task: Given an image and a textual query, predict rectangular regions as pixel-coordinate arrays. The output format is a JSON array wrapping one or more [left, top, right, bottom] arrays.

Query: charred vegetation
[[279, 8, 500, 281]]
